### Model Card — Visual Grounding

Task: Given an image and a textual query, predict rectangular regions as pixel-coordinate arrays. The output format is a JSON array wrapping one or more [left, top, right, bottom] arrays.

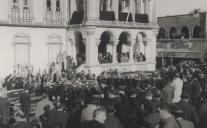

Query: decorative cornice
[[0, 20, 67, 29], [69, 21, 158, 30]]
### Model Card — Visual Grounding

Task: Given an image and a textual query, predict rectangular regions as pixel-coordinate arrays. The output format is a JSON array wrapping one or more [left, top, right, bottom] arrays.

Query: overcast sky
[[157, 0, 207, 17]]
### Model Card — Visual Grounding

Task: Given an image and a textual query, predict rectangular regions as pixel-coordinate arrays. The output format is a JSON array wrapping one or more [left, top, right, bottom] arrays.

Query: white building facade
[[0, 0, 158, 77]]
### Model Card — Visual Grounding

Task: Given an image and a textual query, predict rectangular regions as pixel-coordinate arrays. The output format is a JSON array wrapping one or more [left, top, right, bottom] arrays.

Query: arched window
[[14, 34, 30, 65], [169, 27, 177, 39], [181, 26, 189, 39], [193, 26, 202, 38], [56, 0, 60, 12], [47, 0, 51, 11], [98, 31, 114, 63], [157, 28, 166, 39], [48, 34, 62, 64]]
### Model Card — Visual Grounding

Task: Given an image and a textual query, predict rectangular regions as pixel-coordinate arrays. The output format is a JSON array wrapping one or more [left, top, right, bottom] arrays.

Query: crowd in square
[[0, 60, 207, 128]]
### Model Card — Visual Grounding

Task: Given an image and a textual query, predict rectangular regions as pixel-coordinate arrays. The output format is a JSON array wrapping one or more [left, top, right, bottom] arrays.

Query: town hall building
[[0, 0, 158, 77]]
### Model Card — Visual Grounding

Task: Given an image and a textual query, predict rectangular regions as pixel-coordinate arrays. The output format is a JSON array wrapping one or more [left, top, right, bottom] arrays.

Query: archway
[[98, 31, 114, 63], [133, 33, 147, 62], [157, 28, 166, 39], [193, 26, 201, 38], [181, 26, 189, 39], [169, 27, 177, 39], [117, 32, 131, 63], [74, 31, 85, 66]]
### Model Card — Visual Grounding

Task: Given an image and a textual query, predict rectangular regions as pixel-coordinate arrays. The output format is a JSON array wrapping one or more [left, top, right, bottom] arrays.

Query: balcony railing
[[11, 8, 20, 22], [45, 11, 53, 24], [23, 9, 32, 23], [55, 12, 63, 24], [100, 11, 115, 21], [135, 13, 149, 23], [119, 12, 133, 22]]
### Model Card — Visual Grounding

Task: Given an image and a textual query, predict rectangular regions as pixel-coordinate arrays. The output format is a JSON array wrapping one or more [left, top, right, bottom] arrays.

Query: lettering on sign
[[157, 52, 200, 58]]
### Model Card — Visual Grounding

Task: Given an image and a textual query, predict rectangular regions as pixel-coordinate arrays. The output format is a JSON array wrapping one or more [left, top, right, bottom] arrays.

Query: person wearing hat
[[157, 102, 179, 128], [82, 106, 107, 128], [47, 102, 69, 128], [104, 104, 123, 128], [19, 89, 31, 117], [161, 77, 174, 104], [176, 93, 199, 127], [11, 109, 32, 128], [81, 94, 102, 124], [173, 105, 195, 128], [35, 93, 55, 118]]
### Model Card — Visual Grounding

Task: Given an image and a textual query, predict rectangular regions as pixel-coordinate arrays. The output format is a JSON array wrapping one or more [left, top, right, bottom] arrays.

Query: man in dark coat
[[104, 104, 123, 128], [158, 103, 180, 128], [176, 93, 199, 127], [82, 106, 107, 128], [19, 90, 31, 117], [173, 106, 195, 128], [47, 102, 69, 128], [161, 78, 174, 104]]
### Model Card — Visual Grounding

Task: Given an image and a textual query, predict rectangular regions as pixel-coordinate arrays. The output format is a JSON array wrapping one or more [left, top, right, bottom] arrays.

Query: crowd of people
[[0, 60, 207, 128], [98, 52, 146, 63]]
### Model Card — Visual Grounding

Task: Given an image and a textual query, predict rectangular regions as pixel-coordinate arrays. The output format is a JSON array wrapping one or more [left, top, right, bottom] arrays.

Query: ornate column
[[131, 0, 136, 22], [112, 40, 119, 63], [52, 0, 56, 22], [137, 0, 142, 13], [69, 0, 76, 20], [129, 39, 136, 63], [148, 0, 153, 23], [85, 29, 99, 65], [19, 0, 23, 21], [112, 0, 119, 21], [86, 0, 100, 21], [144, 0, 149, 14], [152, 0, 157, 23]]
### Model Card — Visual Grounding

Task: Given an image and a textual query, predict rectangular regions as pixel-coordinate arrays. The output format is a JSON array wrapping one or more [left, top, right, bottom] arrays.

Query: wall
[[0, 26, 66, 77]]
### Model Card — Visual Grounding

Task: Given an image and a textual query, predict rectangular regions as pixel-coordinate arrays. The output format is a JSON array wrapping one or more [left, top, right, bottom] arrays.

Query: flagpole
[[126, 0, 133, 23]]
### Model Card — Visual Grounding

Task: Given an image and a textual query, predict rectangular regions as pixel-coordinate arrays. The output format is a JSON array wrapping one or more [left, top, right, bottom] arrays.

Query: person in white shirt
[[171, 72, 183, 103]]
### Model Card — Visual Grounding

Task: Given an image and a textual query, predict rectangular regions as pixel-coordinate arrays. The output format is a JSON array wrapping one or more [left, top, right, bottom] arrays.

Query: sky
[[157, 0, 207, 17]]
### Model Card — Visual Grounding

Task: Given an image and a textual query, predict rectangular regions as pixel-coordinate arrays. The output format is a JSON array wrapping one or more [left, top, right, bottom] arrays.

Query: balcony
[[23, 9, 32, 23], [100, 11, 115, 21], [135, 13, 149, 23], [11, 8, 20, 23], [45, 11, 53, 24], [55, 12, 63, 24], [118, 12, 133, 22]]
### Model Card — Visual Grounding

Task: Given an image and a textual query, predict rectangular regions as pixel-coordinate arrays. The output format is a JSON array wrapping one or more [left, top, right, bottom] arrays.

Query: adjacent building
[[157, 11, 207, 67]]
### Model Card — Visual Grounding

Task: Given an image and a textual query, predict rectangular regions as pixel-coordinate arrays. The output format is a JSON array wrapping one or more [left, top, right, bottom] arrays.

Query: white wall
[[0, 26, 66, 77], [0, 0, 9, 21]]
